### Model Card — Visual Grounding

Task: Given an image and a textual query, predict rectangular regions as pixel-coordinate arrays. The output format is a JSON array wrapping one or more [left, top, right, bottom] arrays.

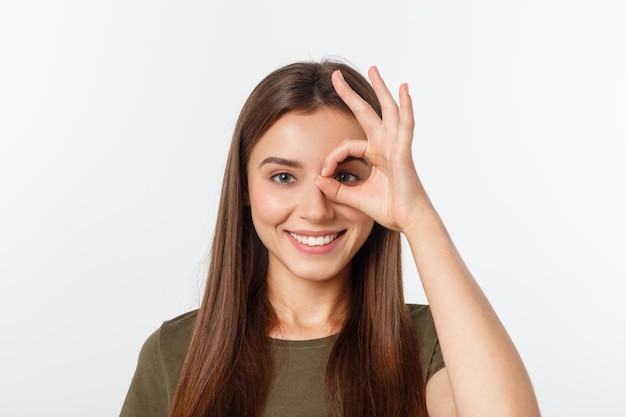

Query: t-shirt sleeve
[[427, 340, 445, 381], [408, 304, 445, 383], [119, 329, 170, 417]]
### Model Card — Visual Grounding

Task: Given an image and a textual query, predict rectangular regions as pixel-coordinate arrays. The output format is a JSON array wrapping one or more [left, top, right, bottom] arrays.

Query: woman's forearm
[[404, 205, 541, 417]]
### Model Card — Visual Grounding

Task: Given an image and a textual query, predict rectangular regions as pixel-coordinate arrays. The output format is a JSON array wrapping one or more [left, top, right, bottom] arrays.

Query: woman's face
[[246, 108, 374, 286]]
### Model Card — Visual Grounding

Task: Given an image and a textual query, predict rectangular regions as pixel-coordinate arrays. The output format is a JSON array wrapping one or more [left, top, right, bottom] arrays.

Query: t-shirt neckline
[[269, 333, 339, 349]]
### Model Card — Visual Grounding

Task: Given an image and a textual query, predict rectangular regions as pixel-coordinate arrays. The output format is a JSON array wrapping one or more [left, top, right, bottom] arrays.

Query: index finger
[[320, 138, 369, 178]]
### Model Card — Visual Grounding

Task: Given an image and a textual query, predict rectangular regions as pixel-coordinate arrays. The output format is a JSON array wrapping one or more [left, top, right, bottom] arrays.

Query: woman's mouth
[[288, 232, 341, 247]]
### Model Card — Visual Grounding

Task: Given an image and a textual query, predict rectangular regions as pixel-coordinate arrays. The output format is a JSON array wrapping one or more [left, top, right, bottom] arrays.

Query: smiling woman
[[247, 109, 375, 294], [120, 60, 541, 417]]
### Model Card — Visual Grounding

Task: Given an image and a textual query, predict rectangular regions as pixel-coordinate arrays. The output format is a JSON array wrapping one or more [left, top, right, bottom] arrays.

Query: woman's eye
[[271, 173, 295, 184], [333, 171, 359, 184]]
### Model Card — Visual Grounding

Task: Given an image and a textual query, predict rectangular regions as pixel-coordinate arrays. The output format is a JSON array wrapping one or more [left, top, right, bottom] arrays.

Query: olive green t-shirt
[[120, 304, 444, 417]]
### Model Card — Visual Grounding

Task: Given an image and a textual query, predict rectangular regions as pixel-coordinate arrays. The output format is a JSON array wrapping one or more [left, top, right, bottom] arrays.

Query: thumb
[[314, 175, 363, 211]]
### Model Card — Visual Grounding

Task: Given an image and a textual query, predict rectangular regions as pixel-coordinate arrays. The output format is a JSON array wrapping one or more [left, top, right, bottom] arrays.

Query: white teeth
[[290, 232, 339, 247]]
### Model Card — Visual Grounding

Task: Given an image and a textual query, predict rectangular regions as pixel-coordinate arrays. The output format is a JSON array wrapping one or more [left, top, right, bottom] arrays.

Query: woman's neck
[[266, 272, 351, 340]]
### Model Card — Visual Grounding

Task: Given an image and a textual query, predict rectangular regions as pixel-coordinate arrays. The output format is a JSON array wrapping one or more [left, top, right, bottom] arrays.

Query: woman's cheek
[[249, 183, 292, 220]]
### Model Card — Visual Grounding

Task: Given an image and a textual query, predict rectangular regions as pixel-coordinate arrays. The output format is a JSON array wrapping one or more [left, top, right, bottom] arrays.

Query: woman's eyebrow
[[258, 156, 303, 169]]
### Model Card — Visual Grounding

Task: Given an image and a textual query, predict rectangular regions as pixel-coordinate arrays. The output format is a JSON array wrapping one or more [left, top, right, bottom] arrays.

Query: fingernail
[[321, 166, 327, 176], [336, 70, 345, 81]]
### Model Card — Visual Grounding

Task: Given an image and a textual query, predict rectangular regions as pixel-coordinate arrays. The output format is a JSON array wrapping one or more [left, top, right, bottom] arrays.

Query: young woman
[[120, 61, 541, 417]]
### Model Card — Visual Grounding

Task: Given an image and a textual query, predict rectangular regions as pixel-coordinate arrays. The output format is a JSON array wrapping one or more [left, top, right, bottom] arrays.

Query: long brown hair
[[169, 60, 427, 417]]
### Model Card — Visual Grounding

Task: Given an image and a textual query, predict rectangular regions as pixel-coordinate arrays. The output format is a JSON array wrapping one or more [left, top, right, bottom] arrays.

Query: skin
[[313, 67, 542, 417], [246, 109, 374, 340], [245, 65, 541, 415]]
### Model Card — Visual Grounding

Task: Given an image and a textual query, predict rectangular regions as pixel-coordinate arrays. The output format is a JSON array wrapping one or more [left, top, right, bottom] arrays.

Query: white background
[[1, 1, 624, 416]]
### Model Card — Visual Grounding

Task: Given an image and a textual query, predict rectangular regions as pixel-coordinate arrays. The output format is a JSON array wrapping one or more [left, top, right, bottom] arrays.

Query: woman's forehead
[[248, 109, 365, 163]]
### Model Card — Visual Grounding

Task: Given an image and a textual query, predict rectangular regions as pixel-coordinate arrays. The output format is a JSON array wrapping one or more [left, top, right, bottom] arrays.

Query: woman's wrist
[[398, 196, 440, 238]]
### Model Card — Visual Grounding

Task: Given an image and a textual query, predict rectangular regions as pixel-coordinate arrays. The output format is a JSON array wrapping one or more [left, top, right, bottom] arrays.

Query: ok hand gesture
[[315, 67, 432, 232]]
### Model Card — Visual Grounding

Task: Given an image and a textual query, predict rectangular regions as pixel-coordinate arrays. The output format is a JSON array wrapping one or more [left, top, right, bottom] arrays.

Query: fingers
[[332, 67, 413, 146], [319, 139, 368, 178], [367, 66, 399, 126], [314, 175, 363, 211], [371, 69, 415, 149], [321, 67, 417, 216], [398, 83, 415, 148], [315, 138, 369, 209], [331, 70, 381, 136]]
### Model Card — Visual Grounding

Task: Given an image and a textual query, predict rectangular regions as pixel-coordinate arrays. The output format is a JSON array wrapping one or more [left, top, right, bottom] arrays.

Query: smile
[[289, 232, 340, 247]]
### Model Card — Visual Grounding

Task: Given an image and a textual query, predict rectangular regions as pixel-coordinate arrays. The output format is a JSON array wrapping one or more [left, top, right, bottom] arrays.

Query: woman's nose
[[297, 182, 334, 223]]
